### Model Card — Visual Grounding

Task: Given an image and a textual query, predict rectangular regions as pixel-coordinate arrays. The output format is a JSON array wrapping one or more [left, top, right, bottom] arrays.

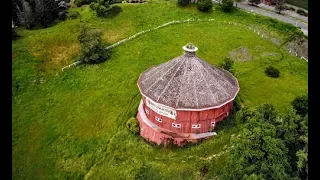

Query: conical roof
[[137, 44, 239, 110]]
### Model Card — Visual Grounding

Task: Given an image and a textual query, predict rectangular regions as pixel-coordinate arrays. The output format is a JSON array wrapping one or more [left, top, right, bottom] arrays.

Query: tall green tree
[[291, 94, 308, 117], [223, 117, 290, 179], [34, 0, 59, 28], [19, 0, 36, 29], [296, 115, 308, 179]]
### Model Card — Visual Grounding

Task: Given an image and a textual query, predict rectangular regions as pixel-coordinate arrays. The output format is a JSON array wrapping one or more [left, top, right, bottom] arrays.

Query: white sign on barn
[[146, 97, 176, 119]]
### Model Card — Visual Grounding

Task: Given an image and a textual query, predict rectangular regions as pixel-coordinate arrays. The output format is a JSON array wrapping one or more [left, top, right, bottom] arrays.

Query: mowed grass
[[12, 1, 307, 179]]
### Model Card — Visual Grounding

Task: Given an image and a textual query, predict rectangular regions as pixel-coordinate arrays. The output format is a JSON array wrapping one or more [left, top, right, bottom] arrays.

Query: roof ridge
[[157, 58, 185, 101], [144, 58, 182, 92]]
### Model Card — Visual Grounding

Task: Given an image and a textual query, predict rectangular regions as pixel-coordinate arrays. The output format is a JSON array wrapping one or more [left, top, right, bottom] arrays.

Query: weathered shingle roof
[[137, 45, 239, 110]]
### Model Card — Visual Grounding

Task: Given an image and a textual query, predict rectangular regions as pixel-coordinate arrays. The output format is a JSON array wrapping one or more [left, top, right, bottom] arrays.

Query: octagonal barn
[[136, 44, 240, 146]]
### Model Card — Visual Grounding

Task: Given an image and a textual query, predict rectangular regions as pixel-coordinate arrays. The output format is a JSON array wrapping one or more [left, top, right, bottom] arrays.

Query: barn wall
[[142, 97, 233, 134]]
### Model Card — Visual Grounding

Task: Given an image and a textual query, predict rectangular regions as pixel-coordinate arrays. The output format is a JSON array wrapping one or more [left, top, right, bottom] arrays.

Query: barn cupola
[[183, 43, 198, 57]]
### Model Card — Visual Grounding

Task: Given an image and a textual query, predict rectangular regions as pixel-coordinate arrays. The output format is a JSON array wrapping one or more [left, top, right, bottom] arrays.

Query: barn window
[[192, 124, 201, 128], [211, 121, 216, 126], [145, 109, 149, 115], [155, 117, 162, 123], [172, 123, 181, 128]]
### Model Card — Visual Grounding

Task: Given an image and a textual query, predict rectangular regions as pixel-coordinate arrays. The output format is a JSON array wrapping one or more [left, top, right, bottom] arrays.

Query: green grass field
[[286, 0, 308, 10], [12, 1, 308, 179]]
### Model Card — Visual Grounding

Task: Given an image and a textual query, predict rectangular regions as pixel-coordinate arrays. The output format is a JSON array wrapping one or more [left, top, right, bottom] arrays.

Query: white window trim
[[172, 123, 181, 128], [155, 116, 162, 123], [192, 124, 201, 128]]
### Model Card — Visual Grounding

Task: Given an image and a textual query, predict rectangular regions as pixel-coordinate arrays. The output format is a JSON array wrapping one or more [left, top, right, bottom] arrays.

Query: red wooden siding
[[141, 96, 233, 134]]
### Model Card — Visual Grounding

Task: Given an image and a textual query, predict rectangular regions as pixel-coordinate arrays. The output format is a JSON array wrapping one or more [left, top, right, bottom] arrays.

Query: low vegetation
[[78, 24, 111, 63], [265, 65, 280, 78], [220, 0, 234, 12], [196, 0, 213, 12]]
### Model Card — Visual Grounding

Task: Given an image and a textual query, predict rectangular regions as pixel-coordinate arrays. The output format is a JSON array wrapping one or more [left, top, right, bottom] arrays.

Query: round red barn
[[136, 43, 240, 146]]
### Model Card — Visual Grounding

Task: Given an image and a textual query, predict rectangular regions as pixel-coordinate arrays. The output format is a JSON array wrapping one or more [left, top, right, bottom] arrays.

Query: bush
[[221, 0, 234, 12], [126, 117, 140, 135], [105, 5, 122, 17], [77, 25, 111, 64], [219, 57, 235, 74], [297, 9, 307, 16], [96, 4, 108, 16], [178, 0, 190, 7], [291, 95, 308, 117], [197, 0, 213, 12], [67, 11, 80, 19], [264, 66, 280, 78], [75, 0, 95, 7], [89, 2, 99, 10]]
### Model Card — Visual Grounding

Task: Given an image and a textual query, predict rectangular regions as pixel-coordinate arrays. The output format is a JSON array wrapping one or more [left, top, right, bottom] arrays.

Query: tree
[[196, 0, 213, 12], [275, 0, 285, 14], [223, 117, 290, 179], [77, 24, 111, 64], [248, 0, 260, 6], [234, 0, 242, 8], [276, 108, 301, 176], [296, 115, 308, 179], [18, 0, 36, 29], [291, 95, 308, 117], [34, 0, 59, 28], [221, 0, 234, 12]]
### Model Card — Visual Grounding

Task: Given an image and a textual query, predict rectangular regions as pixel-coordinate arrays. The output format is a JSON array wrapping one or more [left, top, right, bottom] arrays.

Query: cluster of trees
[[222, 95, 308, 179], [12, 0, 70, 29]]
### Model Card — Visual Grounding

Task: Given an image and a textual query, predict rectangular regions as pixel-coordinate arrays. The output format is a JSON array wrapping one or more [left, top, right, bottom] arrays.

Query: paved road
[[213, 1, 308, 35]]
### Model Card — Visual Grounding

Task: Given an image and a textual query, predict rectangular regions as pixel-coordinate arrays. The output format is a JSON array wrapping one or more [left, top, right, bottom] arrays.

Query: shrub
[[89, 2, 99, 10], [297, 9, 307, 16], [67, 11, 80, 19], [96, 4, 108, 16], [105, 5, 122, 17], [77, 25, 111, 64], [75, 0, 95, 7], [248, 0, 260, 6], [221, 0, 234, 12], [219, 57, 235, 74], [264, 66, 280, 78], [197, 0, 213, 12], [126, 117, 140, 135], [291, 95, 308, 117], [178, 0, 190, 7]]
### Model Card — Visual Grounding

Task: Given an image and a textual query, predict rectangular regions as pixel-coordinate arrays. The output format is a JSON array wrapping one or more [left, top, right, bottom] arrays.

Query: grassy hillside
[[12, 1, 308, 179]]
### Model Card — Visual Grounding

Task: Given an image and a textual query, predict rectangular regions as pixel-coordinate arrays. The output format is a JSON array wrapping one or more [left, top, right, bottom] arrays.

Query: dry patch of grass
[[30, 43, 80, 75], [228, 46, 253, 62]]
